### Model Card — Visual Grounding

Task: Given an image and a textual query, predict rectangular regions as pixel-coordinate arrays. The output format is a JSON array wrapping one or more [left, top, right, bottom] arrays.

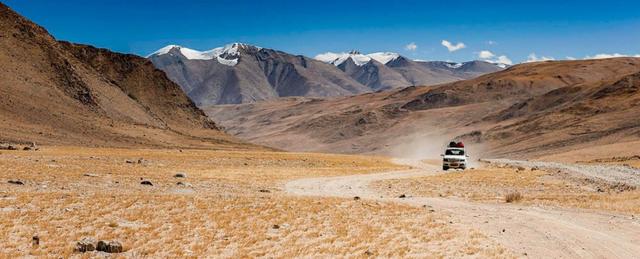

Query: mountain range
[[206, 57, 640, 158], [148, 45, 504, 105]]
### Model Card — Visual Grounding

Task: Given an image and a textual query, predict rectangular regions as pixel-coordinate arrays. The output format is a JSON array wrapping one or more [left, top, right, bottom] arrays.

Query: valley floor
[[2, 146, 639, 257], [0, 147, 507, 257]]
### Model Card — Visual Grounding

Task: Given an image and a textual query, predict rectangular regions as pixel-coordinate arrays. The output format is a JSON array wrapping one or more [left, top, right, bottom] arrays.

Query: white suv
[[441, 147, 468, 170]]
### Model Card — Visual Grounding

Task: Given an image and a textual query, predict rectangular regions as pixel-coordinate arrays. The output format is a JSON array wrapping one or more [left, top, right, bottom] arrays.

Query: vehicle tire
[[443, 166, 449, 171]]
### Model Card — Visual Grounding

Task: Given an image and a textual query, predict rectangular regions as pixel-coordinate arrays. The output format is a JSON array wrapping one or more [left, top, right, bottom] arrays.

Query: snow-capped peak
[[445, 62, 463, 69], [367, 52, 400, 65], [147, 43, 261, 66], [146, 44, 182, 57], [314, 51, 401, 66]]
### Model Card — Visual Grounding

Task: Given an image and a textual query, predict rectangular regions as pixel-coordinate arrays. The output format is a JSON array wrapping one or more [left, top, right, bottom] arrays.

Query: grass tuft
[[504, 192, 523, 203]]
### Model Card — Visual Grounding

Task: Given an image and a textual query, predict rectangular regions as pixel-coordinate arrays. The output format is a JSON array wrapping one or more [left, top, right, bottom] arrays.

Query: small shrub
[[505, 192, 523, 203]]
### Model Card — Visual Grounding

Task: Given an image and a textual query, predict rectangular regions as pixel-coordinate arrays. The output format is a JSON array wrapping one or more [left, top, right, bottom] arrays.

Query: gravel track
[[488, 159, 640, 187], [285, 159, 640, 258]]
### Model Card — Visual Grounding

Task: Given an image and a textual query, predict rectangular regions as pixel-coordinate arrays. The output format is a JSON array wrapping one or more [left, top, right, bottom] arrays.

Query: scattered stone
[[125, 160, 135, 164], [75, 237, 97, 252], [502, 228, 506, 233], [83, 173, 98, 177], [272, 224, 280, 229], [364, 250, 373, 256], [175, 182, 192, 187], [517, 166, 526, 171], [32, 236, 39, 247], [259, 189, 271, 193], [531, 166, 540, 171], [21, 142, 39, 151], [96, 240, 123, 253], [137, 158, 144, 164], [140, 180, 153, 186], [353, 196, 361, 200], [398, 194, 407, 198], [2, 145, 18, 150], [173, 172, 186, 178], [8, 180, 24, 185], [596, 187, 605, 192]]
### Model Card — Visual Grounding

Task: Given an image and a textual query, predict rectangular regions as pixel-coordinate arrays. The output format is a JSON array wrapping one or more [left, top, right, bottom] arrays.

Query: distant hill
[[205, 58, 640, 158]]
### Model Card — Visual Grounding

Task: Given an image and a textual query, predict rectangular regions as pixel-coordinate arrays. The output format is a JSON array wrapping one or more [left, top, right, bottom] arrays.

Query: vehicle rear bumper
[[443, 162, 466, 168]]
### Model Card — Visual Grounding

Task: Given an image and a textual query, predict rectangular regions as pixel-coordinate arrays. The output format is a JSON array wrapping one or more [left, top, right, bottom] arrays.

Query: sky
[[5, 0, 640, 64]]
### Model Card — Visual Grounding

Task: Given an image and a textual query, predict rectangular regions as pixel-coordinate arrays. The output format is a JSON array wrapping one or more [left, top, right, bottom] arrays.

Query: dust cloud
[[388, 131, 487, 168]]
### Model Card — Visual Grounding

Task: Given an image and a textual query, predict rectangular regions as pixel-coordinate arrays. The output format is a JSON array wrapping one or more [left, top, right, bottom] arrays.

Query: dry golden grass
[[0, 146, 508, 257], [375, 166, 640, 215]]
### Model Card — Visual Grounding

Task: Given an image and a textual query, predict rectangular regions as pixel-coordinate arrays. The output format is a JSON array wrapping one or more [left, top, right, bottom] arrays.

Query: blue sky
[[5, 0, 640, 63]]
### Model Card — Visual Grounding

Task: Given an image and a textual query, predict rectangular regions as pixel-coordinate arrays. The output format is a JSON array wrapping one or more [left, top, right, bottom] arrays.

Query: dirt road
[[285, 159, 640, 258]]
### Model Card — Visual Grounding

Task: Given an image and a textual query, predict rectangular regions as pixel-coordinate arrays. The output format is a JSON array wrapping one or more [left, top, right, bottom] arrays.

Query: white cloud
[[495, 55, 513, 65], [525, 53, 555, 63], [477, 49, 512, 65], [566, 56, 577, 60], [584, 53, 640, 59], [405, 42, 417, 51], [486, 40, 497, 45], [478, 50, 495, 59], [441, 40, 466, 52]]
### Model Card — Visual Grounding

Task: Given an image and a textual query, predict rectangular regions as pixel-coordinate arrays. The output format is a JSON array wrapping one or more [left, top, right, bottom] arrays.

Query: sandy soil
[[286, 159, 640, 258]]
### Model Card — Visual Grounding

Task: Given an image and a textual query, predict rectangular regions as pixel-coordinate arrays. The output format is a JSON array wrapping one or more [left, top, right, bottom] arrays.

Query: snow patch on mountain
[[445, 62, 463, 69], [368, 52, 400, 64], [315, 51, 401, 66], [147, 43, 259, 66]]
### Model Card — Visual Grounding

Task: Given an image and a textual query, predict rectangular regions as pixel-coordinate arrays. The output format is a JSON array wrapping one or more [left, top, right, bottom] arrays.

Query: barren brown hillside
[[0, 3, 253, 149], [206, 58, 640, 159]]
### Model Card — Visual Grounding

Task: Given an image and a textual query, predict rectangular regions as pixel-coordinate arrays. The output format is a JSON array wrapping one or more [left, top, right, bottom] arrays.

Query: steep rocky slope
[[0, 3, 253, 149]]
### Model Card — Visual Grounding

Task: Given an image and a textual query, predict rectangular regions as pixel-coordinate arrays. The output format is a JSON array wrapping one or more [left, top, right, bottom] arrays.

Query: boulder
[[173, 172, 186, 178], [75, 237, 97, 252], [140, 180, 153, 186], [96, 240, 123, 253]]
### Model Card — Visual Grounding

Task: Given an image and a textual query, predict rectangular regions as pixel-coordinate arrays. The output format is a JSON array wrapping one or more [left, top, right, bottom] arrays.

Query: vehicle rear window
[[445, 149, 464, 155]]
